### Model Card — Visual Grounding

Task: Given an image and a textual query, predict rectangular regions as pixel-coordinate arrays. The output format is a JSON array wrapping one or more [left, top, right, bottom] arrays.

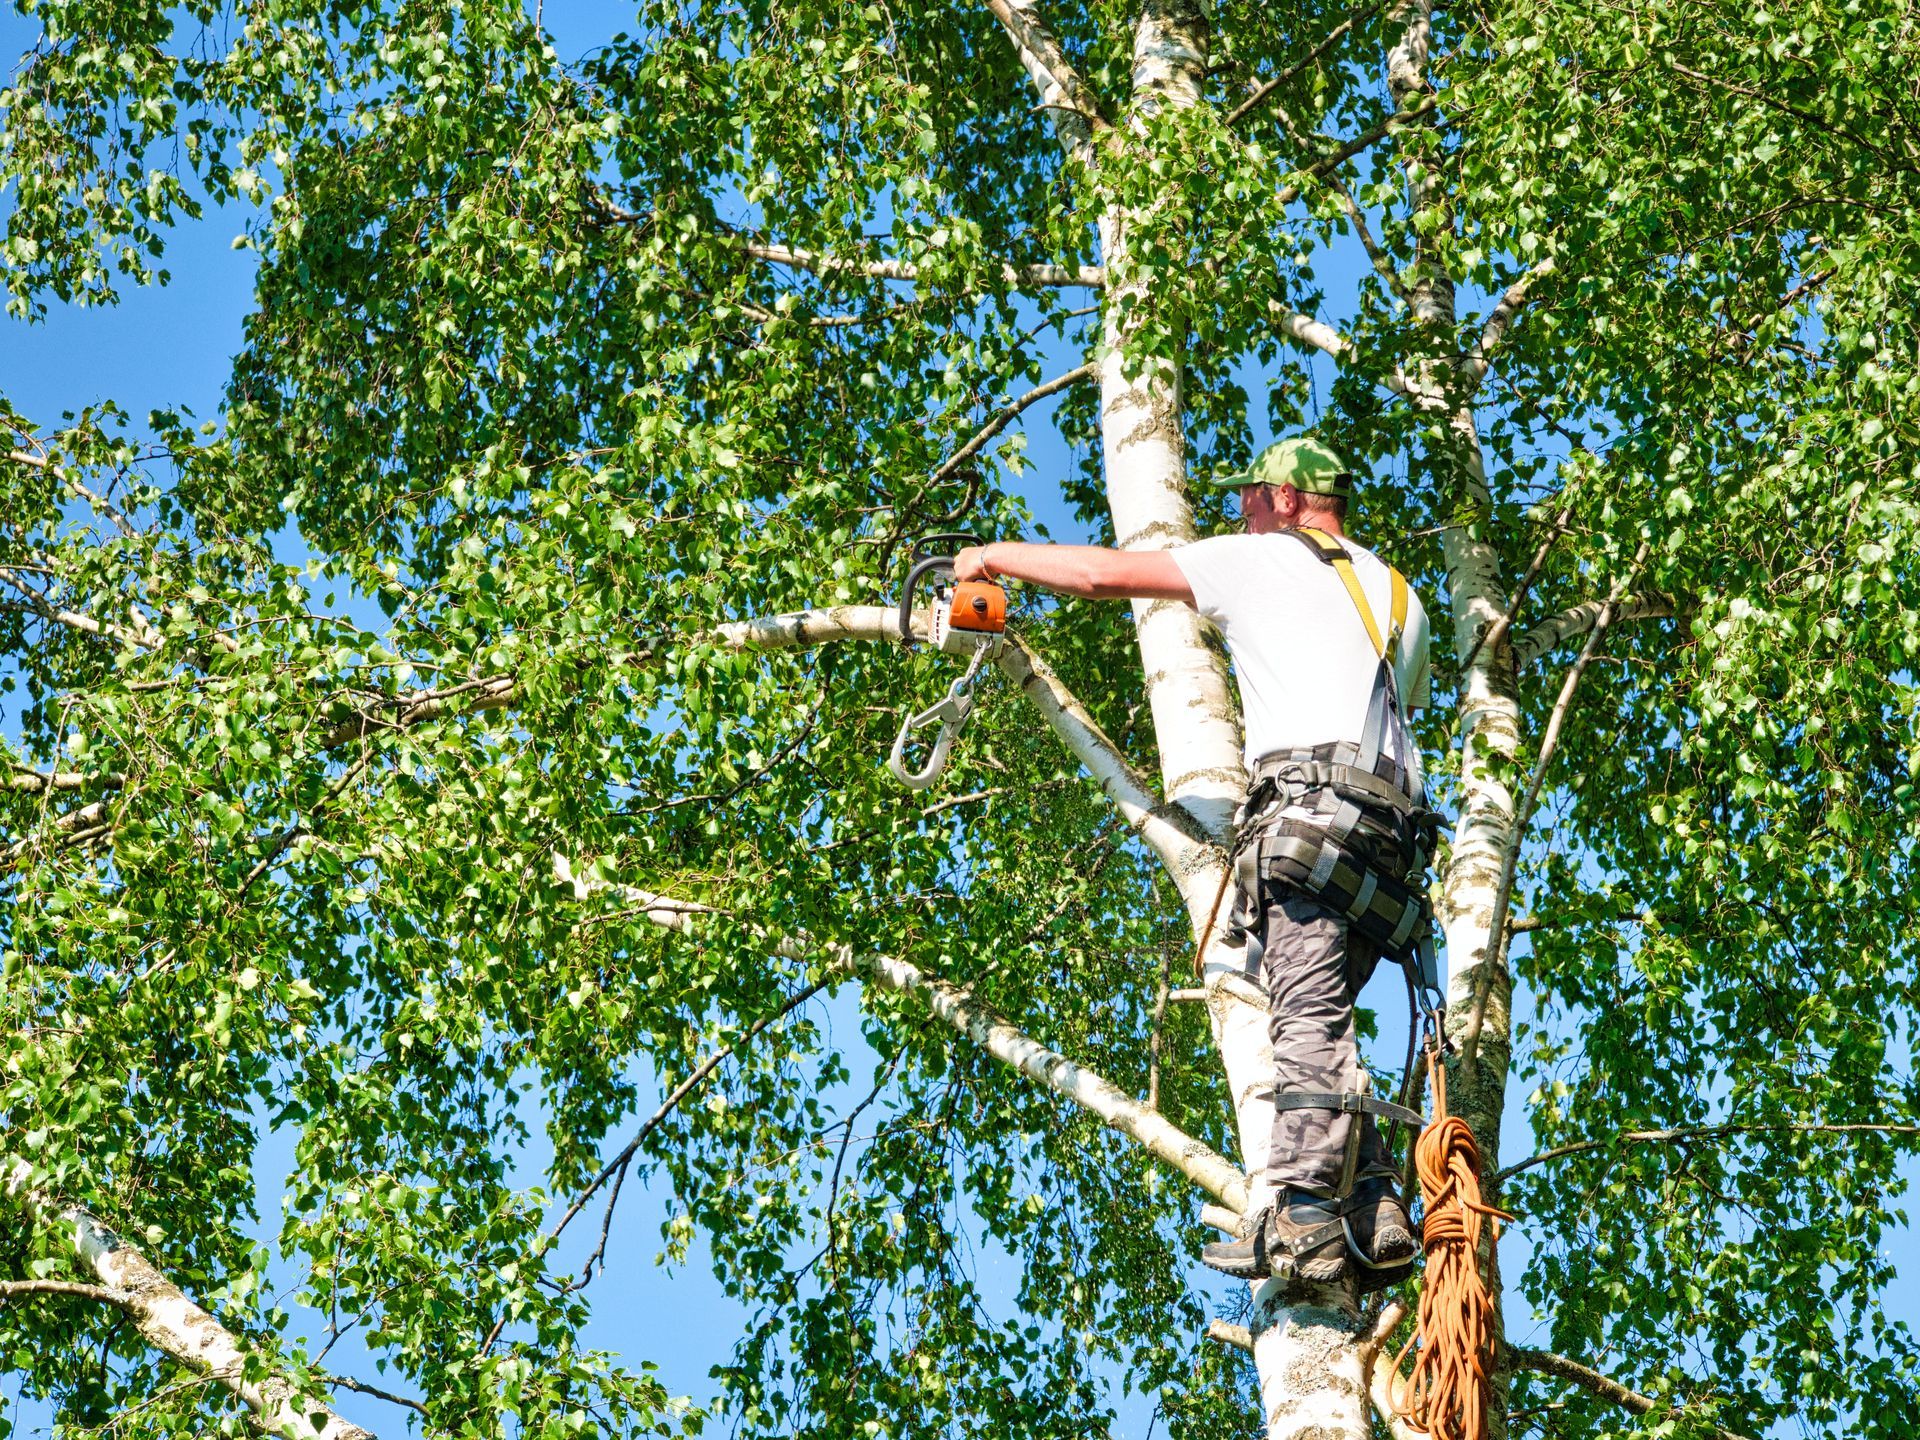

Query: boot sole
[[1346, 1214, 1417, 1294], [1199, 1250, 1267, 1280], [1198, 1247, 1350, 1283]]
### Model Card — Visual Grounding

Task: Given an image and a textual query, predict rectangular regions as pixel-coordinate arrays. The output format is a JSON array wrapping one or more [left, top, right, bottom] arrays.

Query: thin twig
[[1146, 940, 1175, 1111], [324, 1374, 429, 1416], [1495, 1122, 1920, 1185], [931, 364, 1096, 485], [1506, 908, 1660, 936], [238, 751, 376, 895], [1508, 1346, 1759, 1440], [823, 1054, 903, 1276], [1274, 98, 1440, 208], [479, 974, 832, 1355], [577, 1154, 631, 1286], [620, 720, 814, 817], [1462, 541, 1650, 1075], [1226, 1, 1387, 127]]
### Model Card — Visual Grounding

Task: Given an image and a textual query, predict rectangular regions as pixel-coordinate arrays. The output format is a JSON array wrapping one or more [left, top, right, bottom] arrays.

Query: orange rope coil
[[1393, 1051, 1513, 1440]]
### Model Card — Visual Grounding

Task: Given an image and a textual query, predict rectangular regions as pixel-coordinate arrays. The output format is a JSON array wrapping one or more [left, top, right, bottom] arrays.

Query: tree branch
[[1274, 97, 1438, 209], [1495, 1122, 1920, 1185], [1225, 1, 1387, 127], [1454, 498, 1577, 678], [994, 632, 1207, 871], [1506, 908, 1661, 936], [6, 767, 124, 795], [557, 869, 1251, 1213], [1509, 1347, 1759, 1440], [1510, 593, 1676, 668], [322, 1376, 427, 1417], [318, 674, 520, 750], [1207, 1319, 1252, 1351], [932, 364, 1096, 484], [983, 0, 1110, 155], [1464, 541, 1650, 1074], [1363, 1301, 1424, 1440], [867, 947, 1249, 1206], [0, 1278, 130, 1304], [7, 800, 113, 868], [0, 565, 154, 652], [1466, 258, 1557, 386], [1269, 302, 1356, 363], [1327, 170, 1412, 306], [741, 240, 1103, 289], [3, 1161, 374, 1440]]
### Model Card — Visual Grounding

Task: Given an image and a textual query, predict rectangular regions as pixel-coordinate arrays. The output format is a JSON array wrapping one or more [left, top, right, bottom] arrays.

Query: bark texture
[[4, 1162, 375, 1440], [560, 863, 1251, 1210]]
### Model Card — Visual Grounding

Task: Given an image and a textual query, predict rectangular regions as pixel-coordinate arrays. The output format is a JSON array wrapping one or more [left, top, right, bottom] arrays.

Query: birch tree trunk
[[1093, 7, 1397, 1438], [1099, 3, 1526, 1432], [1388, 3, 1519, 1433]]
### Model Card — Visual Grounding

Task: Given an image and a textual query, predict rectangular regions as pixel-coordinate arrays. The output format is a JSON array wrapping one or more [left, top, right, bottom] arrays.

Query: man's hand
[[946, 542, 1195, 604], [953, 545, 994, 582]]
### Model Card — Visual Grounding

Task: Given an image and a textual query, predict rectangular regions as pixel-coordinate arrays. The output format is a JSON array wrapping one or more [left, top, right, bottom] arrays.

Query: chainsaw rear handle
[[896, 533, 986, 648], [897, 555, 954, 648]]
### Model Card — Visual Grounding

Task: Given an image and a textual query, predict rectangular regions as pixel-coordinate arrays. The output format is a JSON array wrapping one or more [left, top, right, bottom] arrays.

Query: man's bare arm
[[954, 543, 1196, 605]]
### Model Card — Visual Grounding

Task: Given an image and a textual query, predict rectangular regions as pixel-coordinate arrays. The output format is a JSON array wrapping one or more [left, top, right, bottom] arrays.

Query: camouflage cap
[[1203, 436, 1357, 497]]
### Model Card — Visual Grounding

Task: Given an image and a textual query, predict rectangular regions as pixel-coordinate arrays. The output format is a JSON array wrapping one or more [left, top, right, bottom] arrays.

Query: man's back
[[1172, 532, 1430, 777]]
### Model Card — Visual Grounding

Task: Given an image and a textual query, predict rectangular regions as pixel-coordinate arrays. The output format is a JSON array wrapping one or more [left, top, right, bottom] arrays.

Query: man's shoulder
[[1177, 531, 1322, 566]]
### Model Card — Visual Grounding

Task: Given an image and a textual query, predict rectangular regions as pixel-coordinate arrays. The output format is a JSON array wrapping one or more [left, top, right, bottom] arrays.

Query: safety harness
[[1225, 527, 1447, 1263]]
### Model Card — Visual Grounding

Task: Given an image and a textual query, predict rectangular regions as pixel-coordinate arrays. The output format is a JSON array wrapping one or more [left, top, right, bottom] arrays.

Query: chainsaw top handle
[[896, 533, 983, 648]]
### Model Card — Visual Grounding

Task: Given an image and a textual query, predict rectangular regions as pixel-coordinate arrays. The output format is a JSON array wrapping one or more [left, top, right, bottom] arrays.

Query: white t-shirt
[[1171, 531, 1431, 782]]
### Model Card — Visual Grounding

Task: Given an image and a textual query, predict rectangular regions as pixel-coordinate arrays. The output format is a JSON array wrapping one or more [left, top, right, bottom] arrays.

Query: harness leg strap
[[1271, 1090, 1425, 1129]]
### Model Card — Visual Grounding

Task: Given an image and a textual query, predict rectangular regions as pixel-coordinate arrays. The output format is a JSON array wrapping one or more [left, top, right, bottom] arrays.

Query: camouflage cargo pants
[[1250, 885, 1400, 1197]]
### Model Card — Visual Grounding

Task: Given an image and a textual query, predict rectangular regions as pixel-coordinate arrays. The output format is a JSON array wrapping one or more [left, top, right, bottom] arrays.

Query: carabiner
[[887, 676, 976, 790]]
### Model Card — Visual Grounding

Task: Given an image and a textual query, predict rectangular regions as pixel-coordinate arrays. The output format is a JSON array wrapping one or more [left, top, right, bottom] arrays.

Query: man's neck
[[1249, 513, 1347, 541]]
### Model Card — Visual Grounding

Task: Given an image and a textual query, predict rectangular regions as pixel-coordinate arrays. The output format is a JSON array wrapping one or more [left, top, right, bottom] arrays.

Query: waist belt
[[1244, 740, 1423, 837], [1251, 739, 1415, 797]]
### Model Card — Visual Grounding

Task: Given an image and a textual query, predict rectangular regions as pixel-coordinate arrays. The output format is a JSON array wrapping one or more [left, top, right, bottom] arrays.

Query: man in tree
[[955, 436, 1430, 1285]]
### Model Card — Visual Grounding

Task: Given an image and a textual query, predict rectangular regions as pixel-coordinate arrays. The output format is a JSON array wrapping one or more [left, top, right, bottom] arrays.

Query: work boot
[[1344, 1176, 1417, 1293], [1200, 1191, 1350, 1282]]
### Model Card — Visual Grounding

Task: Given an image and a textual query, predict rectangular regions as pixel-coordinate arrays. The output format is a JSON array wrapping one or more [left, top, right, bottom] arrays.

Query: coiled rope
[[1393, 1048, 1513, 1440]]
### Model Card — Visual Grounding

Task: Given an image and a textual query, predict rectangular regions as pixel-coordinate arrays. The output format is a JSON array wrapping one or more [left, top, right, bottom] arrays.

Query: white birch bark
[[1092, 7, 1383, 1438], [553, 863, 1250, 1209], [1387, 1, 1521, 1432], [3, 1162, 374, 1440], [1098, 6, 1245, 866]]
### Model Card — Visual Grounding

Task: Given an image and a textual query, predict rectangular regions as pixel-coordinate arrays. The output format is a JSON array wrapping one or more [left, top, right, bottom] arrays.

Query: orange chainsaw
[[888, 534, 1009, 789]]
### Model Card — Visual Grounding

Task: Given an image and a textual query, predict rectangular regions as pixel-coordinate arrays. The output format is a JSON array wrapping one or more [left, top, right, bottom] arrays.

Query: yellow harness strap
[[1292, 527, 1406, 660]]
